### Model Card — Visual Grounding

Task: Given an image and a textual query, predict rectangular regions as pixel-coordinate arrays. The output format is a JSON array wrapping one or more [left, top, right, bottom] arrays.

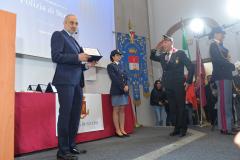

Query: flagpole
[[200, 67, 203, 126], [196, 38, 203, 126], [134, 103, 142, 128], [197, 38, 207, 127], [198, 39, 203, 126]]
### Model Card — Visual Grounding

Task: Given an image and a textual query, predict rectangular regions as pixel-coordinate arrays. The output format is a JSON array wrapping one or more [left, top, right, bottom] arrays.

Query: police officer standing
[[150, 35, 194, 137], [209, 27, 235, 135]]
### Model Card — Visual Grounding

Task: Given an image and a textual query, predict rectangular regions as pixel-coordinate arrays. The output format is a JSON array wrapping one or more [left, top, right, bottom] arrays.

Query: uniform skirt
[[111, 94, 129, 107]]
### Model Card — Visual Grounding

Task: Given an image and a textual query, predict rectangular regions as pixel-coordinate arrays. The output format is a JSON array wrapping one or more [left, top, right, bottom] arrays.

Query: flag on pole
[[195, 40, 206, 108], [182, 27, 191, 60]]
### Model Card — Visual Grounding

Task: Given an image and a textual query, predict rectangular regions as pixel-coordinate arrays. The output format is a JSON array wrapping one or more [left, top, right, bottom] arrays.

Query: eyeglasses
[[69, 21, 78, 26]]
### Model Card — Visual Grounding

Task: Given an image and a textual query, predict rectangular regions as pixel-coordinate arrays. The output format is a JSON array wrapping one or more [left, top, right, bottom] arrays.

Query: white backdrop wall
[[148, 0, 240, 80], [15, 57, 55, 91], [15, 57, 111, 94]]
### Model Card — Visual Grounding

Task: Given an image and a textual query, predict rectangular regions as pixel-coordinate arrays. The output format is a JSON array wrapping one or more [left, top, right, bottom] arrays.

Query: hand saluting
[[155, 40, 164, 50]]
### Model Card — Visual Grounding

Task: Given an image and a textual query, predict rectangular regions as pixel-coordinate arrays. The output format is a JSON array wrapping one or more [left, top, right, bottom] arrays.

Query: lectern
[[0, 10, 16, 160]]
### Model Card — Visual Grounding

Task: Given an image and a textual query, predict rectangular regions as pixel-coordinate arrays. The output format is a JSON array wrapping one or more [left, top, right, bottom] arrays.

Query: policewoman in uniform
[[107, 49, 130, 137]]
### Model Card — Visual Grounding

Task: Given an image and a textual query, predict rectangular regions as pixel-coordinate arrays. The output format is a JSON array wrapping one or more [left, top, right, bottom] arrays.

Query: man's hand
[[86, 61, 97, 68], [79, 53, 91, 62], [124, 85, 129, 93]]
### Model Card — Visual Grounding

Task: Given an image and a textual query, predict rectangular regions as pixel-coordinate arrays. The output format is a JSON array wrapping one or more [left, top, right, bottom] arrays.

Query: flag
[[182, 28, 191, 60], [195, 40, 206, 108]]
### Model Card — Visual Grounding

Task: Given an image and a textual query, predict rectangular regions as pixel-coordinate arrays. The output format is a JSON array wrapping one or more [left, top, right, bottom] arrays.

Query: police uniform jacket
[[150, 49, 194, 89], [107, 62, 128, 95], [210, 41, 235, 81]]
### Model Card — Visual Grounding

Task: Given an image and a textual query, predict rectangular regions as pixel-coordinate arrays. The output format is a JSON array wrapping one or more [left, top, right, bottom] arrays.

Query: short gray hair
[[64, 14, 76, 23]]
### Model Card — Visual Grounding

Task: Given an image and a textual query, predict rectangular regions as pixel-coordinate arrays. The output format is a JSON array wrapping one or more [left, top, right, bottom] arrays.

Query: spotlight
[[227, 0, 240, 19], [189, 18, 205, 34]]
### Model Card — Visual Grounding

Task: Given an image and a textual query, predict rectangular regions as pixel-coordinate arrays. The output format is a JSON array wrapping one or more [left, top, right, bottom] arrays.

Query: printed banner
[[56, 93, 104, 135]]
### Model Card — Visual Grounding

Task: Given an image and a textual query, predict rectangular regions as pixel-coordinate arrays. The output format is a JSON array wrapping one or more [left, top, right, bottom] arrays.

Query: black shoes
[[179, 132, 186, 137], [57, 148, 87, 160], [220, 130, 237, 135], [115, 133, 125, 138], [115, 132, 130, 138], [170, 129, 187, 137], [123, 133, 130, 137], [57, 153, 78, 160], [70, 147, 87, 154], [169, 131, 180, 136]]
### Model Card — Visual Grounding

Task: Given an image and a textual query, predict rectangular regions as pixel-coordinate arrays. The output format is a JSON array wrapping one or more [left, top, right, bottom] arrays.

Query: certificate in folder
[[83, 48, 103, 62]]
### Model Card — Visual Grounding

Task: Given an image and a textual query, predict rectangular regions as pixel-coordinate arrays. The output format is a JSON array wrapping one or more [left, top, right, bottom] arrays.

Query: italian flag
[[182, 29, 191, 60]]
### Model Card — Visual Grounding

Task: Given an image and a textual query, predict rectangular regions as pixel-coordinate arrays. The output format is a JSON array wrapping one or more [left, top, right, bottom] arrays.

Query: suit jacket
[[209, 41, 235, 81], [107, 62, 128, 95], [150, 49, 194, 89], [51, 30, 86, 87]]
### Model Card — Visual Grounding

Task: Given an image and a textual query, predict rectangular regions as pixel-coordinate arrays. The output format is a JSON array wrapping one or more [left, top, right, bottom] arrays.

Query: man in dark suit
[[150, 35, 194, 137], [51, 14, 96, 160]]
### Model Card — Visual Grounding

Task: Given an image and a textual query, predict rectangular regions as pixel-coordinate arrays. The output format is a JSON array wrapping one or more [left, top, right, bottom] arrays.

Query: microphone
[[75, 28, 79, 34]]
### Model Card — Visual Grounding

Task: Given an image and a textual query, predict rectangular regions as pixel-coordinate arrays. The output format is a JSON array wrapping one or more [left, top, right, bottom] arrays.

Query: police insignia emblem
[[176, 57, 179, 64]]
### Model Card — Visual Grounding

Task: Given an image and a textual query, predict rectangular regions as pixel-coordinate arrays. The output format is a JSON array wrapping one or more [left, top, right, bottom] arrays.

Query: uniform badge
[[176, 57, 179, 64]]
